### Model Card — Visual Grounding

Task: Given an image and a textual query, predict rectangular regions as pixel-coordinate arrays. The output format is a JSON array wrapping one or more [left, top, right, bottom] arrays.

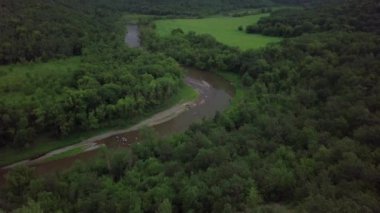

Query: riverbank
[[217, 72, 245, 108], [0, 21, 240, 170], [0, 83, 198, 168], [3, 94, 198, 169]]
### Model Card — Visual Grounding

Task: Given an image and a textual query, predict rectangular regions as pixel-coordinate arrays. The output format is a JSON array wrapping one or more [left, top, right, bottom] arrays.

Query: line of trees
[[141, 27, 241, 72], [120, 0, 339, 16], [119, 0, 275, 16], [245, 0, 380, 37]]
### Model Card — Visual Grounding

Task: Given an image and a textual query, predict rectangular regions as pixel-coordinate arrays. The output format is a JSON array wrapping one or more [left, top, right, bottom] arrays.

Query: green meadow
[[155, 14, 282, 50], [0, 57, 81, 97]]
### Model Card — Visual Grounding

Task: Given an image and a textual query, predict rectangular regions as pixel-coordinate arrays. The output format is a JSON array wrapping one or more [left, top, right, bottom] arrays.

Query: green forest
[[1, 0, 379, 212], [0, 0, 184, 151]]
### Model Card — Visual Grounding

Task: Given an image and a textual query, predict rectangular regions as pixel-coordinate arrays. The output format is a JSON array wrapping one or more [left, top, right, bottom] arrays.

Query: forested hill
[[119, 0, 347, 15], [246, 0, 380, 36], [0, 0, 124, 65], [0, 0, 269, 64], [0, 0, 184, 151], [120, 0, 273, 16]]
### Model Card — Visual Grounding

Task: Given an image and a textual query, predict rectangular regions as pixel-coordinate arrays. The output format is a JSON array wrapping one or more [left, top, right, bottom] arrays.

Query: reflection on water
[[126, 25, 140, 48]]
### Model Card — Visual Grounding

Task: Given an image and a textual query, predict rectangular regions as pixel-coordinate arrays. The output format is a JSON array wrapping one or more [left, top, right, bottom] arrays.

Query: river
[[126, 24, 140, 48], [0, 25, 234, 185]]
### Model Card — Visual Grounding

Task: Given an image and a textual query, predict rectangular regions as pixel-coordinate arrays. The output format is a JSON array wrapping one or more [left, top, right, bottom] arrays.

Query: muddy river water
[[0, 25, 234, 185]]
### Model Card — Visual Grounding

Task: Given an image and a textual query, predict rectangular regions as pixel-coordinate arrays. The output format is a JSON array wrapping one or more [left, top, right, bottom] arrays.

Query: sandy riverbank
[[2, 100, 197, 169]]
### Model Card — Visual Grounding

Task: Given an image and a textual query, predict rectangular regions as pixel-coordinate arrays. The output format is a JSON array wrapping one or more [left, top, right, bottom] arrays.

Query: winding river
[[0, 25, 234, 185]]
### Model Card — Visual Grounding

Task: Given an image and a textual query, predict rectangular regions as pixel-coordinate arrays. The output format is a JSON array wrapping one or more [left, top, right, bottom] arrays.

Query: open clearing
[[155, 14, 281, 50]]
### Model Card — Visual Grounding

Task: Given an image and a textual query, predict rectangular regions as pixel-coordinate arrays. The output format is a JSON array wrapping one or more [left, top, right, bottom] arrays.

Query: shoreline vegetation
[[1, 0, 380, 211], [0, 8, 196, 167], [0, 12, 247, 168], [0, 81, 198, 167]]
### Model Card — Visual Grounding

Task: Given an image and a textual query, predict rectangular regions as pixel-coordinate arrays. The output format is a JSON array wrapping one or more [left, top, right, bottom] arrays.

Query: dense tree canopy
[[141, 27, 240, 72], [1, 0, 380, 212], [0, 0, 86, 64], [120, 0, 274, 16], [0, 0, 126, 64], [246, 0, 380, 37], [2, 28, 380, 211], [0, 1, 183, 148], [120, 0, 344, 16]]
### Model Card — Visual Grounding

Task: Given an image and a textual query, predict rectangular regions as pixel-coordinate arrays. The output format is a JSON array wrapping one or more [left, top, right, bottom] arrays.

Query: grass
[[0, 57, 80, 74], [155, 14, 282, 50], [171, 82, 199, 104], [0, 57, 80, 94], [218, 72, 246, 109], [0, 81, 198, 167]]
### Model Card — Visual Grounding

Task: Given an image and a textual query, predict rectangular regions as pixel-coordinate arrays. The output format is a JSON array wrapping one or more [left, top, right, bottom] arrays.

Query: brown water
[[99, 68, 234, 146], [0, 68, 234, 185], [0, 25, 234, 185]]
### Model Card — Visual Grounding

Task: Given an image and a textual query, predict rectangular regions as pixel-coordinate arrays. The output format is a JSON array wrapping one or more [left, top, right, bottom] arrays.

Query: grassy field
[[155, 14, 281, 50], [0, 57, 81, 97]]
